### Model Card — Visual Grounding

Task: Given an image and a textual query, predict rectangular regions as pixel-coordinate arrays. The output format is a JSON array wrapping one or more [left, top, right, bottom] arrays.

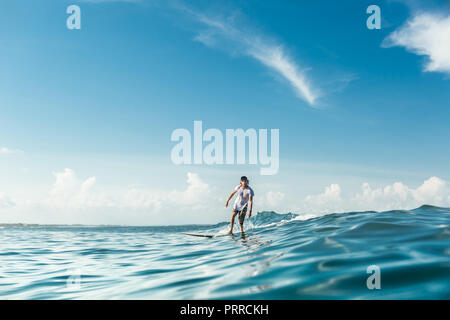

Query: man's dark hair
[[240, 176, 248, 181]]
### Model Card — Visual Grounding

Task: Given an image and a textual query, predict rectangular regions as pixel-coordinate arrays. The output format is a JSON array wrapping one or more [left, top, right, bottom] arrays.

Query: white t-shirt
[[233, 185, 254, 211]]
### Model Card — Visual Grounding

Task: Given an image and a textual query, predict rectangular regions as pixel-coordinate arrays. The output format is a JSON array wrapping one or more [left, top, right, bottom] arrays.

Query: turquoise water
[[0, 205, 449, 299]]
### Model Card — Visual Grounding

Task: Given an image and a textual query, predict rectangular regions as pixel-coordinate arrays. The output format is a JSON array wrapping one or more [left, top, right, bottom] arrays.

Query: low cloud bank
[[300, 176, 449, 214], [1, 169, 448, 224]]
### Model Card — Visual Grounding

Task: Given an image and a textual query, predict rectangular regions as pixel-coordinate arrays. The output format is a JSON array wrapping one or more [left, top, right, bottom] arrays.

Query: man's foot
[[227, 230, 233, 235]]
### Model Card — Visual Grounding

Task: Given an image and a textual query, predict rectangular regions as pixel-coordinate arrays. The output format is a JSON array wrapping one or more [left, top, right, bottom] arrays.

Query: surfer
[[225, 176, 254, 234]]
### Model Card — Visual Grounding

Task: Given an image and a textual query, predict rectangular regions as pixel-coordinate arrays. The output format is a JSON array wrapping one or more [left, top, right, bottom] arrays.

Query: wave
[[1, 205, 448, 231], [0, 205, 449, 299]]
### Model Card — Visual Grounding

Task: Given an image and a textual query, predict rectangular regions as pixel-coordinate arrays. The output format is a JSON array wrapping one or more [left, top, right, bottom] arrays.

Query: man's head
[[240, 176, 249, 187]]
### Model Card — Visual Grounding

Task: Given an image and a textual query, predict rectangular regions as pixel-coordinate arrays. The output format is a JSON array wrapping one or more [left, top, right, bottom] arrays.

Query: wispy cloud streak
[[72, 1, 325, 105], [178, 6, 319, 106]]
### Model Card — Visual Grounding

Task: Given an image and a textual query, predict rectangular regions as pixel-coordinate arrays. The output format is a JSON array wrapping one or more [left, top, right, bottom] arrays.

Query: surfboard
[[183, 232, 215, 238], [183, 232, 243, 238]]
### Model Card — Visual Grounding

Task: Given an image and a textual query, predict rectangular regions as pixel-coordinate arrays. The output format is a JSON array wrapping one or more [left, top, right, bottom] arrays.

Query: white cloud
[[170, 172, 210, 205], [248, 43, 318, 105], [412, 176, 447, 203], [301, 177, 450, 214], [266, 191, 285, 207], [383, 12, 450, 74], [47, 168, 98, 208], [0, 193, 15, 209], [262, 191, 286, 211], [46, 169, 213, 212], [304, 184, 343, 213], [181, 6, 319, 105], [352, 177, 449, 211], [257, 191, 285, 211], [0, 147, 23, 155], [123, 171, 213, 211]]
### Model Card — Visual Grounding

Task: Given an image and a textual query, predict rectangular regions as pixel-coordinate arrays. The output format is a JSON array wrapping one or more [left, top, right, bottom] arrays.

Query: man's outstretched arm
[[225, 190, 237, 208]]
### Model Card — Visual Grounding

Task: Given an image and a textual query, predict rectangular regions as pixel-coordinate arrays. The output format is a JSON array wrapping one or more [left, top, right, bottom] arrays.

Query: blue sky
[[0, 0, 449, 225]]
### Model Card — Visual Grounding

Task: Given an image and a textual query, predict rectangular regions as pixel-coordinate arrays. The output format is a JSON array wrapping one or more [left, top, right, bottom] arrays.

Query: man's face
[[241, 179, 248, 187]]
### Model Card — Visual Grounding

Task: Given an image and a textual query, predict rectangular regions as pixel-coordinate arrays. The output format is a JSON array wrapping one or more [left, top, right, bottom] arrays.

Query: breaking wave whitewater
[[0, 205, 449, 299]]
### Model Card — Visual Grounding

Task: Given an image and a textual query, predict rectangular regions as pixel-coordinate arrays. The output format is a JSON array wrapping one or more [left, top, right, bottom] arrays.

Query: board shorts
[[236, 206, 247, 225]]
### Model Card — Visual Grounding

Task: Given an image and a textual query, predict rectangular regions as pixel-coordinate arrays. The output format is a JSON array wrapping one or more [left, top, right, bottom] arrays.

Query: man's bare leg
[[228, 210, 238, 234], [238, 207, 247, 233], [239, 214, 245, 233]]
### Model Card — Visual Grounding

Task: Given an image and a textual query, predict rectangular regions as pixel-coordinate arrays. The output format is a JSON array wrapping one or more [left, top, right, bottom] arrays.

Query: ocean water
[[0, 205, 449, 300]]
